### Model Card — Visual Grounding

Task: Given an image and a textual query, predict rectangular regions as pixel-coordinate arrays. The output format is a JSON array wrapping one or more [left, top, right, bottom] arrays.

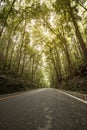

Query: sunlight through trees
[[0, 0, 87, 89]]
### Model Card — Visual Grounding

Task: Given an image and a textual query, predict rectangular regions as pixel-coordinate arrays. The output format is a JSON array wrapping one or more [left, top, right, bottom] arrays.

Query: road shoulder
[[58, 89, 87, 104]]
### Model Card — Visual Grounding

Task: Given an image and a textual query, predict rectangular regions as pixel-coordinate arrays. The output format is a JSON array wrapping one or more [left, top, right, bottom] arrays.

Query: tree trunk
[[21, 53, 26, 75], [68, 1, 87, 61], [63, 41, 74, 74], [0, 0, 16, 38], [31, 57, 35, 83], [58, 26, 74, 75], [16, 31, 25, 75], [53, 43, 62, 81], [78, 2, 87, 11], [48, 45, 61, 84], [8, 43, 15, 70], [2, 32, 11, 71]]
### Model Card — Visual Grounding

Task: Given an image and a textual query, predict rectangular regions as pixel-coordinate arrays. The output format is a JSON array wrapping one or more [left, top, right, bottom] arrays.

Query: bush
[[0, 75, 26, 94]]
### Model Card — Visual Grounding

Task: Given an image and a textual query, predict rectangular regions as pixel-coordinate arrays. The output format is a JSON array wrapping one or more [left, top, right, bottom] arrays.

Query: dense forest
[[0, 0, 87, 93]]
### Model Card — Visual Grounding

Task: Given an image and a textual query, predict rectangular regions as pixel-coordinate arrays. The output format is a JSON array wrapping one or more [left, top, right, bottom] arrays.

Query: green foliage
[[0, 0, 87, 93]]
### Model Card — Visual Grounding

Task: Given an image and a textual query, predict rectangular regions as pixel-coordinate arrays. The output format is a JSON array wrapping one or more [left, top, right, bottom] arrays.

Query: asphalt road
[[0, 88, 87, 130]]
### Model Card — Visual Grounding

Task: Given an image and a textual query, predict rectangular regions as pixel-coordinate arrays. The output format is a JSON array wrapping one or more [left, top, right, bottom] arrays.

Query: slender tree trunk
[[63, 41, 74, 74], [8, 43, 15, 69], [21, 53, 26, 75], [33, 61, 39, 77], [74, 38, 86, 62], [78, 2, 87, 11], [8, 18, 24, 70], [73, 38, 81, 58], [16, 31, 25, 75], [31, 57, 35, 83], [59, 26, 74, 74], [45, 21, 74, 75], [48, 45, 61, 84], [2, 32, 11, 71], [53, 43, 62, 81], [62, 52, 68, 77]]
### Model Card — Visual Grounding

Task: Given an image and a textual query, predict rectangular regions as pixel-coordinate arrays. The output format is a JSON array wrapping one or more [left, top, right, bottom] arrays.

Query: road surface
[[0, 88, 87, 130]]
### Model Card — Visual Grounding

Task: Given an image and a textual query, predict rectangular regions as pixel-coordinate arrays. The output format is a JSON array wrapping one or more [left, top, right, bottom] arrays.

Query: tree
[[54, 0, 87, 61]]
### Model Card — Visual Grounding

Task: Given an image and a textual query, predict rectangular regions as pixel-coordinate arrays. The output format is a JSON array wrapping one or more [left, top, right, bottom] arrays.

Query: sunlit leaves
[[0, 0, 87, 87]]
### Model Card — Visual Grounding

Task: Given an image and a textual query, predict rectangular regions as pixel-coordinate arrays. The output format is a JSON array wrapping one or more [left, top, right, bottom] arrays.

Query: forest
[[0, 0, 87, 94]]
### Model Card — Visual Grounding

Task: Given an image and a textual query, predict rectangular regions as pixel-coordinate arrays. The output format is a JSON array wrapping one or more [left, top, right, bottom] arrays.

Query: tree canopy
[[0, 0, 87, 89]]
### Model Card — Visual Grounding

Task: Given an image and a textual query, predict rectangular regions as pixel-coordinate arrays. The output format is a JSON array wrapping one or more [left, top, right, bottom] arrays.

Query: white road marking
[[58, 90, 87, 104], [38, 122, 51, 130], [38, 107, 53, 130], [38, 114, 52, 130], [44, 107, 49, 112]]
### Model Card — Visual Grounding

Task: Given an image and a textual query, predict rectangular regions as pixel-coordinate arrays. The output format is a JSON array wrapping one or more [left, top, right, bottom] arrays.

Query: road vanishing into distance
[[0, 88, 87, 130]]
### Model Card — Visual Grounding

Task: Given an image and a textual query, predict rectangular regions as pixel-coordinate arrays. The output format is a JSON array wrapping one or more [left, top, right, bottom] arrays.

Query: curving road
[[0, 88, 87, 130]]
